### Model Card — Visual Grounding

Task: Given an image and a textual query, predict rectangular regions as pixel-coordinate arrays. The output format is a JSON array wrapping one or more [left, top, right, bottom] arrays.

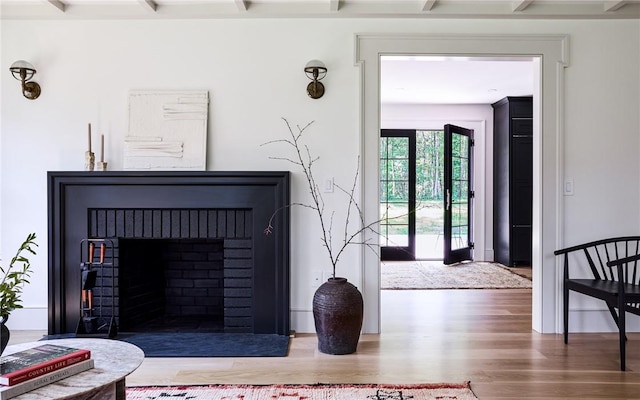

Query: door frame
[[356, 34, 569, 335]]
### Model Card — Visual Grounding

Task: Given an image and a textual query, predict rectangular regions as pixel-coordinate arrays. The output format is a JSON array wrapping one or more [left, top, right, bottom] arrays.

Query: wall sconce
[[10, 60, 41, 100], [304, 59, 327, 99]]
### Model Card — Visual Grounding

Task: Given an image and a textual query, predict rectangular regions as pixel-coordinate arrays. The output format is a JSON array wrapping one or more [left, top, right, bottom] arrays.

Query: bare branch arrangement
[[262, 118, 382, 278]]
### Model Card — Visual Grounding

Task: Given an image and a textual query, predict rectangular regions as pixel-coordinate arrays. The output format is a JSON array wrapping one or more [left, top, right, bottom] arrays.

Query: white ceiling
[[1, 0, 639, 19], [380, 56, 535, 104]]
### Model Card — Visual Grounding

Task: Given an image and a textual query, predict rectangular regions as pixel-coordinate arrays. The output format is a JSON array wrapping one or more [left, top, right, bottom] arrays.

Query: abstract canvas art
[[125, 90, 209, 170]]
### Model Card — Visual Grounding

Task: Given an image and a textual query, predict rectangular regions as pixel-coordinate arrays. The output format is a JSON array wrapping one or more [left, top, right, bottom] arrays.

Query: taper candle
[[100, 134, 104, 162], [88, 123, 92, 152]]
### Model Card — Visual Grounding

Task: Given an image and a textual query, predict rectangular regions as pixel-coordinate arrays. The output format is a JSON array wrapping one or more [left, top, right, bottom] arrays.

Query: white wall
[[1, 18, 639, 333]]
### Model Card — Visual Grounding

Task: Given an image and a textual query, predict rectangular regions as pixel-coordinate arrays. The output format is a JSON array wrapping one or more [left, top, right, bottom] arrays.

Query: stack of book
[[0, 343, 94, 399]]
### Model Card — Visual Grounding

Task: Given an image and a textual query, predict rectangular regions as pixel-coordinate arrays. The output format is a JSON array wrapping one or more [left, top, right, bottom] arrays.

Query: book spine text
[[1, 350, 91, 386]]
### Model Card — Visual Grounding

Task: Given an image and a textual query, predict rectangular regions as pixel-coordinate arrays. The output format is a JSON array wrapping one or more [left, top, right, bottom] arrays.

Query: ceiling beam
[[512, 0, 534, 12], [5, 0, 640, 19], [235, 0, 248, 11], [46, 0, 66, 13], [422, 0, 437, 11], [604, 1, 627, 11], [138, 0, 157, 12]]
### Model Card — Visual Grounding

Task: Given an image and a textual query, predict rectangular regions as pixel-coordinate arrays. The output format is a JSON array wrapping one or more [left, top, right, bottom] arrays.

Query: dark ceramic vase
[[1, 315, 9, 355], [312, 277, 363, 355]]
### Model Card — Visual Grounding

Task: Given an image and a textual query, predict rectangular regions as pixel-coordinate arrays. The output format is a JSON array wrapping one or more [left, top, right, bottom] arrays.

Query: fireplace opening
[[118, 238, 225, 333]]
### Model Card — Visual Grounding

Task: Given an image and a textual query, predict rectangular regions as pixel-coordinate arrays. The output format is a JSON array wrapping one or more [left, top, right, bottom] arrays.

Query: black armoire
[[492, 96, 532, 267]]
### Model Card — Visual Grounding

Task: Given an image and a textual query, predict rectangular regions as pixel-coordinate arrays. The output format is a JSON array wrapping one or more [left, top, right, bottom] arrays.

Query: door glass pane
[[415, 130, 444, 259], [451, 133, 470, 251], [380, 181, 389, 202], [380, 137, 409, 248]]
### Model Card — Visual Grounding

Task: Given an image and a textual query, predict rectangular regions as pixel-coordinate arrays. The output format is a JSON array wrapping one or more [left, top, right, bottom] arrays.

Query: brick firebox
[[94, 209, 253, 333]]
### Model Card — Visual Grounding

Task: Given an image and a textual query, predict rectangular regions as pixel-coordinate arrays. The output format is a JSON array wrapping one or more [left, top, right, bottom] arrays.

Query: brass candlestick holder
[[96, 161, 108, 171], [85, 151, 95, 171]]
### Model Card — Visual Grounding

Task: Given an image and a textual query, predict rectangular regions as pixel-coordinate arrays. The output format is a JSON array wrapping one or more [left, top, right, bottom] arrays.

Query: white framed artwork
[[124, 90, 209, 170]]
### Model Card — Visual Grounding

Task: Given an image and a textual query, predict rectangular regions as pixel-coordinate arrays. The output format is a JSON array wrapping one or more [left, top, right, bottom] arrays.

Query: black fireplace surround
[[47, 171, 290, 336]]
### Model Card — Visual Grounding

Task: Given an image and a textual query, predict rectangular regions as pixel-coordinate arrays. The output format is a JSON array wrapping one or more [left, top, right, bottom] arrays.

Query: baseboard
[[568, 308, 640, 333], [290, 309, 315, 334]]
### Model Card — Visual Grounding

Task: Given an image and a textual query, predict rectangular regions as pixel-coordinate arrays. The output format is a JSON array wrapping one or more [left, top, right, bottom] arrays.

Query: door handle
[[446, 189, 451, 211]]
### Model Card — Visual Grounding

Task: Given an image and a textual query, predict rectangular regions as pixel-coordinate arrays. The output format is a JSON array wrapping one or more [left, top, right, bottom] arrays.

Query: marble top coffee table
[[2, 338, 144, 400]]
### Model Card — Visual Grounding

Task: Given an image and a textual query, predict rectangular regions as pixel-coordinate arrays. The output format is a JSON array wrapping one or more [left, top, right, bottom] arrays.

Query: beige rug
[[126, 383, 478, 399], [381, 261, 532, 289]]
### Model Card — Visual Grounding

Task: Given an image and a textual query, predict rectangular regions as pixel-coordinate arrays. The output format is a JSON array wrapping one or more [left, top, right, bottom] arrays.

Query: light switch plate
[[324, 178, 334, 193], [564, 179, 574, 196]]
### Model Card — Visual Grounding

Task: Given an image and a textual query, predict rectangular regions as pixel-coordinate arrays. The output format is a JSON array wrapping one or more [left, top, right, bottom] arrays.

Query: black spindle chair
[[554, 236, 640, 371]]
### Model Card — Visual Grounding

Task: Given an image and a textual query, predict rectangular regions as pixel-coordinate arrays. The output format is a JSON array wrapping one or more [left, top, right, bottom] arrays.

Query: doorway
[[356, 33, 568, 335], [378, 57, 531, 296]]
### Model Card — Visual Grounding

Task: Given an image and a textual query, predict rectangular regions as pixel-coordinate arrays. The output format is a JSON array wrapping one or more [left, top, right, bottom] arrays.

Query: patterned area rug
[[126, 383, 478, 399], [381, 261, 532, 289]]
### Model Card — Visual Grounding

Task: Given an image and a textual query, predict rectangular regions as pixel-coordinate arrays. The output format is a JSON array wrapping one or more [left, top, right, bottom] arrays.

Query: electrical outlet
[[312, 270, 323, 286]]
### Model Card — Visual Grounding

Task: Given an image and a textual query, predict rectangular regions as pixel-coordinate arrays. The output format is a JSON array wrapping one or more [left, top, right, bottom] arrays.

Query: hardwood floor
[[9, 289, 640, 399], [504, 265, 533, 280]]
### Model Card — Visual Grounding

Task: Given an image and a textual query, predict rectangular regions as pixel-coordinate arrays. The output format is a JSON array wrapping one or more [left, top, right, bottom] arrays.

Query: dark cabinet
[[492, 96, 532, 267]]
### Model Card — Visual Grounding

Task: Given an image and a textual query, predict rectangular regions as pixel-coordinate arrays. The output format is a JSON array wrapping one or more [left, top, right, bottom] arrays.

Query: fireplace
[[47, 171, 290, 336]]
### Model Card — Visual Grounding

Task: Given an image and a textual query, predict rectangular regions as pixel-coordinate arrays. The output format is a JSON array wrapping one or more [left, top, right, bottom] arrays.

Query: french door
[[379, 130, 415, 260], [380, 126, 474, 263], [443, 124, 474, 264]]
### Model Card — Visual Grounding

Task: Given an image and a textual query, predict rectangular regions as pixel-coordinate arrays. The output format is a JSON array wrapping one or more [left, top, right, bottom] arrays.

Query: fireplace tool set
[[76, 238, 117, 338]]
